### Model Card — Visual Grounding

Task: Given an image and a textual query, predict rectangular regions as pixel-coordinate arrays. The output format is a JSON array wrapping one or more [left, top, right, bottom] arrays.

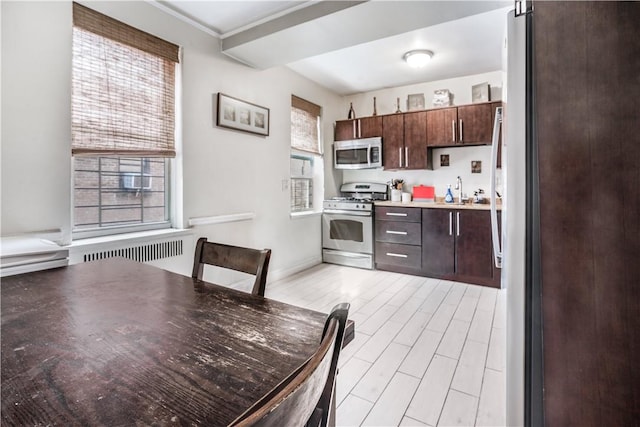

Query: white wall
[[340, 71, 503, 199], [1, 2, 73, 240], [0, 1, 343, 279]]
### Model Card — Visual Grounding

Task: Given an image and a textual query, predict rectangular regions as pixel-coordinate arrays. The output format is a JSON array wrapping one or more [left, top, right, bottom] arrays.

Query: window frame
[[70, 3, 179, 240], [72, 157, 173, 240], [290, 95, 323, 215]]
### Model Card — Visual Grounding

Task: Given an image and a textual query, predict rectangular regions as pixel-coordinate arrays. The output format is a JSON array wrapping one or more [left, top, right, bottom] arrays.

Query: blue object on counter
[[445, 185, 454, 203]]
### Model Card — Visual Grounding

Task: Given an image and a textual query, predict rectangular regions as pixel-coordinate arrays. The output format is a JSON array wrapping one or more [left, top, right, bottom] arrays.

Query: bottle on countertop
[[348, 102, 355, 119], [445, 185, 454, 203]]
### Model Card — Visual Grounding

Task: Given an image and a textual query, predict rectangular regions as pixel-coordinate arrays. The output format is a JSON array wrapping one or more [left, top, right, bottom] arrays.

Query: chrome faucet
[[455, 176, 463, 204]]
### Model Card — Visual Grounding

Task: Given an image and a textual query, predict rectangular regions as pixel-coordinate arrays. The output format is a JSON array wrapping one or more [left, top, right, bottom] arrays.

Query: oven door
[[322, 209, 373, 254]]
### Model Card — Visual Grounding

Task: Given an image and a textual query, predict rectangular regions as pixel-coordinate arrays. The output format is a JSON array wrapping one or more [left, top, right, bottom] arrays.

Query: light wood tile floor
[[264, 263, 506, 427]]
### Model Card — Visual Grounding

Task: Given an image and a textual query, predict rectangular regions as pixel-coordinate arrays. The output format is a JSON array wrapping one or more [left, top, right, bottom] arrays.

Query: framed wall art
[[216, 93, 270, 136], [407, 93, 425, 111], [471, 82, 490, 103]]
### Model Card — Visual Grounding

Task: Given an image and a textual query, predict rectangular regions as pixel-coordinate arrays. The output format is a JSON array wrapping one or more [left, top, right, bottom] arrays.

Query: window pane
[[290, 95, 321, 212], [73, 157, 168, 231], [291, 178, 313, 212]]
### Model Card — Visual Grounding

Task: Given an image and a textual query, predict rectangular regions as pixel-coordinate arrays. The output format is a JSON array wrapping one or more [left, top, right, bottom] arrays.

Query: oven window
[[329, 219, 364, 242]]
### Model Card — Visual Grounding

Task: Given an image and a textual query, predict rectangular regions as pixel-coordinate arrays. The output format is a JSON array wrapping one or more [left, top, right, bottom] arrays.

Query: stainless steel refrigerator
[[491, 5, 531, 426]]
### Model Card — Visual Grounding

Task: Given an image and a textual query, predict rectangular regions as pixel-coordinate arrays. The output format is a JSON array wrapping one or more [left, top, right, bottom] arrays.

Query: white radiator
[[68, 231, 192, 266], [80, 239, 184, 263]]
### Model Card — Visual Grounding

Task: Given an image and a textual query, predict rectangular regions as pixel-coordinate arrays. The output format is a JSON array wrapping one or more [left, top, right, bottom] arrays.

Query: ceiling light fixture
[[403, 50, 433, 68]]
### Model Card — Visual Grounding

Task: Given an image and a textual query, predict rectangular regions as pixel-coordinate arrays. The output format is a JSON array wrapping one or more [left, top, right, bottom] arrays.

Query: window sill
[[67, 228, 192, 253], [290, 211, 322, 220]]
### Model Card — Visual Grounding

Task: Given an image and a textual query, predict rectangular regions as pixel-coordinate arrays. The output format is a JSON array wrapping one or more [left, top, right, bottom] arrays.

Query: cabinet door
[[382, 114, 403, 169], [457, 104, 492, 144], [403, 111, 428, 169], [455, 210, 493, 280], [335, 120, 356, 141], [421, 209, 455, 276], [426, 107, 457, 146], [359, 116, 383, 138]]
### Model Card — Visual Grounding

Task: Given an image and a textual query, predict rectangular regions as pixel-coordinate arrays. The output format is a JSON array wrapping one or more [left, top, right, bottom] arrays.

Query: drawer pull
[[386, 252, 408, 258], [386, 212, 408, 217], [386, 230, 408, 235]]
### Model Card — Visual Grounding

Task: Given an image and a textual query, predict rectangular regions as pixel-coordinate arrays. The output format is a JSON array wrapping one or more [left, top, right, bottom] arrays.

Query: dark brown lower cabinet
[[422, 208, 499, 288], [374, 207, 422, 275], [421, 209, 454, 276], [375, 206, 499, 287]]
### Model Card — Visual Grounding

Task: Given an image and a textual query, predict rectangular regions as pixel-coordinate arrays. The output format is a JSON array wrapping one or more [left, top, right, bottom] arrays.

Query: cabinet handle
[[386, 252, 408, 258], [405, 147, 409, 168], [459, 119, 463, 143], [398, 148, 403, 168], [452, 120, 456, 142], [449, 212, 453, 236], [457, 212, 460, 236], [386, 230, 408, 235], [353, 120, 357, 139], [386, 212, 408, 217], [358, 119, 362, 138]]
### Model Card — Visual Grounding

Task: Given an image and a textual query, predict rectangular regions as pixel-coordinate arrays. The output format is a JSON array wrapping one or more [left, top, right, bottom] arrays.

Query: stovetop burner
[[328, 197, 375, 203]]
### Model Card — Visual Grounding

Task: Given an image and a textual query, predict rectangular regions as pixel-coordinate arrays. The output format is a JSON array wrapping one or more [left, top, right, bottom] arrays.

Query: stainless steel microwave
[[334, 137, 382, 170]]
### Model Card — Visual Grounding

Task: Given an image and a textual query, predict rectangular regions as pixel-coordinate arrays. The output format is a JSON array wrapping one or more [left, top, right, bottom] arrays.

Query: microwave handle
[[367, 144, 371, 167]]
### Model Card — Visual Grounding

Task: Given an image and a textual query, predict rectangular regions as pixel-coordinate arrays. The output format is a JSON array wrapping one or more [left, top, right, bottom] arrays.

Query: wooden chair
[[192, 237, 271, 297], [231, 303, 350, 427]]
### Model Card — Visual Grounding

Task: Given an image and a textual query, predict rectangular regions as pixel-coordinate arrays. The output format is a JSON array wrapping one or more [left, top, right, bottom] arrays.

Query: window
[[71, 3, 179, 237], [290, 96, 322, 213]]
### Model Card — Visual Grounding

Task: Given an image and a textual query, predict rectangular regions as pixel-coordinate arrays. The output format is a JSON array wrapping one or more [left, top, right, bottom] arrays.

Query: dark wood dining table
[[1, 257, 351, 426]]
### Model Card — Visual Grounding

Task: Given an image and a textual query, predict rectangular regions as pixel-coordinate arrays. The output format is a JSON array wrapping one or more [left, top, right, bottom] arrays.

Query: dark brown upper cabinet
[[382, 112, 429, 170], [426, 107, 458, 147], [334, 116, 382, 141], [403, 111, 428, 169], [382, 114, 403, 169], [427, 103, 493, 147]]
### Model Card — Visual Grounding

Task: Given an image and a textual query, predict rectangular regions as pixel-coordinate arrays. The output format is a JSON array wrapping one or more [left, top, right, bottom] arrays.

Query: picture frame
[[407, 93, 425, 111], [471, 82, 490, 103], [216, 93, 270, 136]]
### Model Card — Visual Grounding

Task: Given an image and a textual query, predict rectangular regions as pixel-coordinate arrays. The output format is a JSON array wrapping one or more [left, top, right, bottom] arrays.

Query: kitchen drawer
[[375, 206, 421, 222], [375, 242, 421, 269], [376, 221, 421, 245]]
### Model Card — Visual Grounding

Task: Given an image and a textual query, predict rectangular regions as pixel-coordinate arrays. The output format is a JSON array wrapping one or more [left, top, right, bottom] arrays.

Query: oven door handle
[[323, 209, 372, 217]]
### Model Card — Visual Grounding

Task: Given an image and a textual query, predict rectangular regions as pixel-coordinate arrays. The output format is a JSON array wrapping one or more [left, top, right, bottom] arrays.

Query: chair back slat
[[192, 237, 271, 296]]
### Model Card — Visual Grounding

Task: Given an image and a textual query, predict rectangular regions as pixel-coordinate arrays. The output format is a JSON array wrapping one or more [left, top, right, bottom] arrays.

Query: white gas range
[[322, 182, 388, 269]]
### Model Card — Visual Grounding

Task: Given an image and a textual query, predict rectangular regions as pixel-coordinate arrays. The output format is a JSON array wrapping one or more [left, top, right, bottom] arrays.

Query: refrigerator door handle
[[490, 107, 503, 268]]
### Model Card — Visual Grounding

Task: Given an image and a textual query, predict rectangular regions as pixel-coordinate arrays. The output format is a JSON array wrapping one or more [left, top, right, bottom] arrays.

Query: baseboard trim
[[269, 256, 322, 282]]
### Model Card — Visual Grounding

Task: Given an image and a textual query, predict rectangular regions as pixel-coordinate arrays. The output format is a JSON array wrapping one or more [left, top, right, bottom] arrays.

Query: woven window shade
[[72, 3, 179, 157], [291, 95, 322, 155]]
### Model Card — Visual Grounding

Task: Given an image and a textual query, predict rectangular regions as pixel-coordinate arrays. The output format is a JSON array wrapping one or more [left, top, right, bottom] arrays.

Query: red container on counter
[[413, 185, 435, 202]]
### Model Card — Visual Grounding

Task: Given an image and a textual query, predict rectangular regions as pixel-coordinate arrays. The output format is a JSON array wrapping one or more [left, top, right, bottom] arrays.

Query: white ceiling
[[156, 1, 512, 95]]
